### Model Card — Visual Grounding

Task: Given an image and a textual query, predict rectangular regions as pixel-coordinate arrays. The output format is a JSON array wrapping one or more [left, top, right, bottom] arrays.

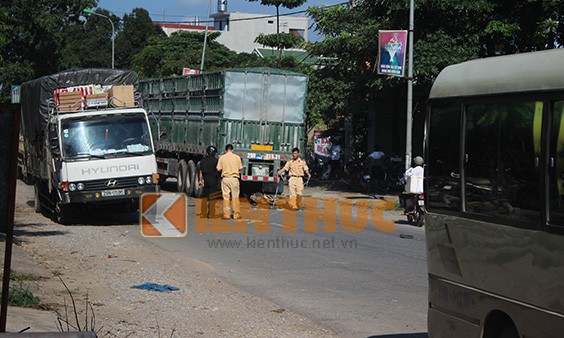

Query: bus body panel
[[426, 49, 564, 337], [426, 213, 564, 314], [429, 49, 564, 99], [428, 274, 564, 338]]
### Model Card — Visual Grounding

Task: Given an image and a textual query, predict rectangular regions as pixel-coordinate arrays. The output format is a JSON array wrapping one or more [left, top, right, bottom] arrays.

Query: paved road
[[135, 185, 429, 337]]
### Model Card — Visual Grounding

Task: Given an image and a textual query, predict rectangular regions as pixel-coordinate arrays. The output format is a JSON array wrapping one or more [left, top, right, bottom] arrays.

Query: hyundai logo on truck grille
[[106, 179, 118, 187], [82, 164, 140, 175]]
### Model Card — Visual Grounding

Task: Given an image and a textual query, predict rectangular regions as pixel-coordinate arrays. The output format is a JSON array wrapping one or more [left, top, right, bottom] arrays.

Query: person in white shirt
[[401, 156, 425, 212], [403, 156, 425, 192]]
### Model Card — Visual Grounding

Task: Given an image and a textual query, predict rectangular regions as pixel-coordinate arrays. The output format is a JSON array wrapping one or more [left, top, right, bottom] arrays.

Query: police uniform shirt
[[216, 152, 243, 177], [283, 157, 309, 177]]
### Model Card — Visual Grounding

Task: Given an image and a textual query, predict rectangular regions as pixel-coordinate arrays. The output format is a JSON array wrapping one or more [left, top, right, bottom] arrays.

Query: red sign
[[182, 68, 200, 76]]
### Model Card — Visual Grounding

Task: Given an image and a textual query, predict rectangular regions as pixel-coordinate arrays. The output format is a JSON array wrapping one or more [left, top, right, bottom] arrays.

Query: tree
[[114, 8, 165, 69], [255, 32, 305, 50], [247, 0, 307, 52], [59, 8, 120, 69], [0, 0, 97, 102], [132, 31, 257, 78], [306, 0, 563, 153]]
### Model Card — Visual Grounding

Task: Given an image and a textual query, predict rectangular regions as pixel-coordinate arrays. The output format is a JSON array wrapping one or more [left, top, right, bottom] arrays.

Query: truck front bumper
[[61, 184, 159, 204]]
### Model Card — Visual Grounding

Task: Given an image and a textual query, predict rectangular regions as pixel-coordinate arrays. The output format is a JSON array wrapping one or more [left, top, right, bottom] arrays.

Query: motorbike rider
[[401, 156, 425, 214]]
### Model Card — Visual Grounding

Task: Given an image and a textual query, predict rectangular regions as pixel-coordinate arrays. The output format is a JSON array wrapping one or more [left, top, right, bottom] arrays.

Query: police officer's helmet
[[413, 156, 424, 166], [206, 145, 217, 156]]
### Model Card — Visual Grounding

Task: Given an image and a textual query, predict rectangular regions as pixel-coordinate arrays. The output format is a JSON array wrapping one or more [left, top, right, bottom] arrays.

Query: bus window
[[465, 102, 540, 225], [550, 101, 564, 226], [427, 104, 460, 211]]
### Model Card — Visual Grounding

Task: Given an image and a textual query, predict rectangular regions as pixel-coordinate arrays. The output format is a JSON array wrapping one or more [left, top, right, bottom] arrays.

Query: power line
[[150, 2, 347, 24]]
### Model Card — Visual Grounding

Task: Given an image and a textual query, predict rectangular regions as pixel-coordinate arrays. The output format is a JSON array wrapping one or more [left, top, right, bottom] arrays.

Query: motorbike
[[400, 193, 425, 227], [308, 153, 332, 180], [344, 157, 404, 194]]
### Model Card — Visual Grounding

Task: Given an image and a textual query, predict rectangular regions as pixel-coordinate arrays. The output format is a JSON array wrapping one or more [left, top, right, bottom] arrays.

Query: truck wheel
[[177, 160, 188, 193], [187, 160, 196, 196], [193, 162, 204, 198], [34, 183, 43, 213], [55, 203, 73, 225]]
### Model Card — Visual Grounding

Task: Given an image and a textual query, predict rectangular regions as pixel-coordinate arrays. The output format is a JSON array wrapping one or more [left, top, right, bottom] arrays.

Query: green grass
[[8, 283, 40, 307], [0, 271, 41, 307], [10, 271, 39, 282], [0, 271, 40, 282]]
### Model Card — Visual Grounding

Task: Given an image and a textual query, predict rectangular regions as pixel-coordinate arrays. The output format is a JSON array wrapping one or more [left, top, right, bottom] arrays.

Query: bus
[[425, 48, 564, 338]]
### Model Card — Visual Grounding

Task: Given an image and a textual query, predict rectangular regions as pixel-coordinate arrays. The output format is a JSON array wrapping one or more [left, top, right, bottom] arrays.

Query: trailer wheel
[[187, 160, 197, 196], [193, 162, 204, 198], [177, 160, 189, 194]]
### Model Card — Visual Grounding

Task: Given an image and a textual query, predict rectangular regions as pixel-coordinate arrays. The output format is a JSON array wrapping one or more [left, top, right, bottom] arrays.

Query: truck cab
[[51, 108, 158, 207]]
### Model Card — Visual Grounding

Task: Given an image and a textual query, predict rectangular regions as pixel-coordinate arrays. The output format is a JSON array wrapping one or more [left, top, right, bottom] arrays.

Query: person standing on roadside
[[198, 145, 220, 218], [277, 147, 311, 210], [216, 144, 243, 219], [330, 142, 342, 179]]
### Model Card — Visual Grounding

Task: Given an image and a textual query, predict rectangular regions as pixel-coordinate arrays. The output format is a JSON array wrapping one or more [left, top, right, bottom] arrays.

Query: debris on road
[[131, 282, 179, 292]]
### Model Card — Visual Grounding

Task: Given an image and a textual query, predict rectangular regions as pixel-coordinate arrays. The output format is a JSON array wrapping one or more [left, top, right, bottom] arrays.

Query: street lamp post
[[83, 9, 115, 69], [405, 0, 414, 170]]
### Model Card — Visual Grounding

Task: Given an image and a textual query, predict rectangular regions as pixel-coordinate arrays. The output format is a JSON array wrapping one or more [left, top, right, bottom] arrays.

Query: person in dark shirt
[[199, 145, 220, 218]]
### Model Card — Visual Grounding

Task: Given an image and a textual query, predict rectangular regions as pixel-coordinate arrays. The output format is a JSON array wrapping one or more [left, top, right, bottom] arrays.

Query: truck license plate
[[101, 189, 125, 197]]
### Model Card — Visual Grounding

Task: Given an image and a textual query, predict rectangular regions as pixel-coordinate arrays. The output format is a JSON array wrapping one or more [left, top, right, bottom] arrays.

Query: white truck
[[20, 69, 159, 223]]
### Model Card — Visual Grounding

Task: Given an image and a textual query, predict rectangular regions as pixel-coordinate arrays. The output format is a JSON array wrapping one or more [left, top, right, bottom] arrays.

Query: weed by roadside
[[10, 271, 39, 282], [0, 270, 41, 307], [8, 283, 40, 307]]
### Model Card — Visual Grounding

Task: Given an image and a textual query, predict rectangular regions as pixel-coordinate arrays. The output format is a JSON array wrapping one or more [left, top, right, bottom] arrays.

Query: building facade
[[156, 10, 308, 54]]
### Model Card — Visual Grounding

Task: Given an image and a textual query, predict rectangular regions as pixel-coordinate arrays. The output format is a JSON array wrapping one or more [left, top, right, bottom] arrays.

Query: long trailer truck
[[20, 69, 159, 223], [141, 67, 307, 196]]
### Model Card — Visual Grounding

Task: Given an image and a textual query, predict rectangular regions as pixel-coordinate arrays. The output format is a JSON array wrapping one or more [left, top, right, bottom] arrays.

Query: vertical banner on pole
[[377, 30, 408, 77]]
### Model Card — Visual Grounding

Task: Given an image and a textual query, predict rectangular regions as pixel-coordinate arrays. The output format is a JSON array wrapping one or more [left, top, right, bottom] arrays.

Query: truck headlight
[[77, 183, 85, 190], [145, 176, 152, 184], [69, 183, 77, 191], [138, 177, 145, 185]]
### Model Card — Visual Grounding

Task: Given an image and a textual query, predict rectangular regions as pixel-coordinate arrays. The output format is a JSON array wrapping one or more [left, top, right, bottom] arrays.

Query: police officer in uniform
[[278, 147, 311, 210], [216, 144, 243, 219], [198, 145, 220, 218]]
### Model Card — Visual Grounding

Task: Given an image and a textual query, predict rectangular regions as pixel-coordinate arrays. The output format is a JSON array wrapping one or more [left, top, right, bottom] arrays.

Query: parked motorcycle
[[308, 152, 332, 180], [345, 157, 404, 194], [400, 193, 425, 227]]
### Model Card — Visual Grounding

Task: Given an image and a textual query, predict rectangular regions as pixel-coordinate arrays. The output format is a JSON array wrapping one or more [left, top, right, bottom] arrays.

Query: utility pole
[[405, 0, 414, 170], [200, 0, 213, 73]]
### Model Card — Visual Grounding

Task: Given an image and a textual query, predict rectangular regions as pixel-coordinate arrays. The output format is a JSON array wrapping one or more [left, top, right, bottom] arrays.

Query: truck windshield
[[61, 114, 152, 159]]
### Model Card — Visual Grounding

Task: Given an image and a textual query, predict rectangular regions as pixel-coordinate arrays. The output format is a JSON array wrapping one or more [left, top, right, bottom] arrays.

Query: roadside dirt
[[3, 180, 336, 337]]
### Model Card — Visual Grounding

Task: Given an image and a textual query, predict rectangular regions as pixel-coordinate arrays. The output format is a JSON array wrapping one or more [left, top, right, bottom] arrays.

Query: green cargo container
[[140, 67, 307, 196]]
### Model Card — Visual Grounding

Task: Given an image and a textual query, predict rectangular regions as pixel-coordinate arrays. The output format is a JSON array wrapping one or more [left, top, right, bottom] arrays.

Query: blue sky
[[96, 0, 345, 41]]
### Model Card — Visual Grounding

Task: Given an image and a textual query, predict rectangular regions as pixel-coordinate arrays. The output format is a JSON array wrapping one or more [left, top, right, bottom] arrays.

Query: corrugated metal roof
[[429, 48, 564, 99]]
